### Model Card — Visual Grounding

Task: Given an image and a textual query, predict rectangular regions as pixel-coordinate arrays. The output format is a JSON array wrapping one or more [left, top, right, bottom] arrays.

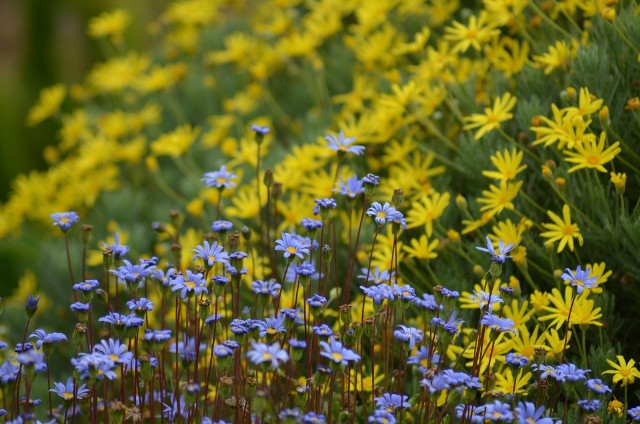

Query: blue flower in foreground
[[72, 353, 117, 381], [360, 284, 394, 304], [561, 265, 598, 294], [110, 259, 155, 285], [170, 270, 207, 299], [256, 317, 287, 338], [50, 377, 89, 402], [246, 342, 289, 369], [505, 352, 529, 368], [514, 402, 553, 424], [475, 236, 517, 264], [481, 313, 517, 334], [393, 325, 424, 350], [211, 220, 233, 232], [456, 404, 485, 423], [306, 294, 327, 308], [577, 399, 600, 412], [421, 374, 450, 394], [50, 211, 79, 232], [362, 173, 380, 186], [320, 339, 360, 367], [333, 174, 364, 198], [144, 329, 172, 343], [586, 378, 611, 395], [102, 232, 129, 259], [313, 324, 334, 338], [408, 345, 440, 373], [366, 202, 399, 226], [369, 410, 396, 423], [534, 364, 564, 381], [28, 330, 67, 350], [192, 240, 229, 268], [127, 297, 154, 315], [93, 338, 133, 365], [483, 400, 513, 421], [374, 393, 410, 411], [202, 165, 238, 189], [275, 233, 309, 260], [555, 363, 589, 382], [325, 131, 364, 155], [73, 279, 100, 292], [629, 406, 640, 421], [213, 345, 234, 358], [70, 302, 90, 313]]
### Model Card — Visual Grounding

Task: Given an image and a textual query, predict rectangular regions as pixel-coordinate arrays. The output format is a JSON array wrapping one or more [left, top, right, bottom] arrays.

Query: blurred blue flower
[[275, 233, 309, 260], [475, 236, 516, 264], [333, 174, 364, 198], [325, 131, 364, 155], [202, 165, 238, 189], [319, 339, 360, 367], [247, 342, 289, 369], [50, 211, 79, 232], [561, 265, 598, 294]]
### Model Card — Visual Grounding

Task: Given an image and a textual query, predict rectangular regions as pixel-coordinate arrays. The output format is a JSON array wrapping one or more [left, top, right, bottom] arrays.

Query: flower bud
[[598, 105, 610, 127], [392, 188, 404, 209], [263, 168, 274, 188]]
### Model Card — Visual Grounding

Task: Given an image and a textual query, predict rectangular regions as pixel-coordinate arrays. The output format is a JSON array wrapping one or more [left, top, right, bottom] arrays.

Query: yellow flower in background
[[444, 11, 500, 53], [608, 399, 624, 416], [508, 324, 546, 359], [162, 0, 218, 26], [88, 9, 131, 43], [405, 191, 451, 236], [27, 84, 66, 126], [461, 212, 492, 234], [88, 52, 150, 93], [502, 299, 535, 328], [603, 356, 640, 387], [565, 87, 603, 120], [477, 180, 523, 217], [494, 368, 531, 395], [564, 132, 621, 173], [545, 328, 571, 361], [136, 64, 185, 93], [490, 219, 525, 246], [533, 40, 572, 74], [151, 124, 201, 158], [403, 235, 439, 260], [482, 148, 527, 181], [610, 172, 627, 194], [530, 290, 550, 312], [540, 287, 602, 330], [540, 204, 583, 253], [463, 93, 517, 139]]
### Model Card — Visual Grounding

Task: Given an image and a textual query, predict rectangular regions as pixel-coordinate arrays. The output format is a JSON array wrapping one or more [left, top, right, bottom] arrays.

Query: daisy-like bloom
[[586, 378, 612, 395], [73, 279, 100, 292], [246, 341, 289, 369], [564, 132, 621, 173], [628, 405, 640, 421], [102, 232, 129, 259], [475, 236, 517, 264], [302, 412, 326, 423], [211, 220, 233, 233], [483, 400, 513, 421], [444, 11, 500, 53], [366, 202, 399, 226], [192, 240, 229, 268], [533, 40, 572, 75], [360, 284, 394, 304], [50, 211, 80, 232], [514, 402, 554, 424], [608, 399, 624, 416], [170, 270, 207, 299], [408, 345, 440, 374], [481, 313, 517, 333], [463, 92, 517, 140], [201, 165, 238, 189], [482, 148, 527, 181], [477, 180, 523, 217], [561, 265, 598, 294], [301, 218, 323, 231], [50, 377, 90, 403], [374, 393, 411, 412], [325, 131, 365, 155], [28, 330, 67, 350], [358, 267, 395, 285], [393, 325, 424, 350], [72, 353, 117, 381], [541, 287, 602, 330], [126, 297, 154, 316], [27, 84, 66, 126], [556, 363, 589, 382], [333, 174, 364, 198], [275, 233, 309, 260], [505, 352, 529, 368], [255, 316, 287, 338], [603, 355, 640, 387], [320, 338, 360, 367], [110, 259, 156, 285], [369, 409, 397, 424], [250, 124, 270, 135], [251, 279, 281, 298], [313, 324, 334, 338], [403, 234, 439, 260], [540, 204, 583, 253], [88, 9, 131, 42], [577, 399, 601, 412], [405, 191, 450, 236], [93, 338, 133, 365]]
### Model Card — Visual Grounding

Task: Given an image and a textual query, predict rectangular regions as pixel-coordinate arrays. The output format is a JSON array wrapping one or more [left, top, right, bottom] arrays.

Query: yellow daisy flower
[[603, 356, 640, 387], [494, 367, 531, 395], [405, 191, 451, 236], [564, 132, 621, 173], [540, 287, 602, 330], [88, 9, 131, 43], [463, 93, 517, 140], [533, 40, 572, 74], [403, 235, 439, 260], [444, 11, 500, 53], [477, 180, 523, 217], [27, 84, 66, 127], [482, 148, 527, 181], [540, 204, 583, 253]]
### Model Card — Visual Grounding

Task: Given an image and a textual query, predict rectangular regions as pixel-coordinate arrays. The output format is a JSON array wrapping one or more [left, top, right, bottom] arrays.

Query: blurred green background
[[0, 0, 168, 202]]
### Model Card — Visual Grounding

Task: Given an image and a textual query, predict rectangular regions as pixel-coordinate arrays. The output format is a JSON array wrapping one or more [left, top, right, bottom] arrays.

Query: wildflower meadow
[[2, 0, 640, 422]]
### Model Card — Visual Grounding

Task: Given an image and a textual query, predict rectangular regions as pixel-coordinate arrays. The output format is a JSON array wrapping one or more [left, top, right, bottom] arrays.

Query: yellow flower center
[[185, 281, 196, 289], [466, 29, 477, 40], [574, 279, 584, 287], [376, 211, 387, 219], [262, 352, 272, 360], [216, 177, 227, 184], [562, 224, 576, 236], [286, 246, 298, 254], [62, 392, 74, 401], [266, 328, 277, 335], [486, 113, 499, 123], [110, 354, 119, 361], [587, 155, 600, 165], [331, 352, 344, 362], [60, 217, 70, 223]]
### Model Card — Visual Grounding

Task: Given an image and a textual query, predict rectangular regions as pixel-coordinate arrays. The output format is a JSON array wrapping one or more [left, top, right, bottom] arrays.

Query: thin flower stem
[[65, 235, 77, 303]]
